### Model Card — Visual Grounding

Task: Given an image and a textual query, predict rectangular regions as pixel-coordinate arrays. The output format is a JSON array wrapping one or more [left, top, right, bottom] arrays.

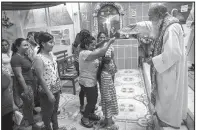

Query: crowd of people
[[2, 3, 190, 130], [72, 30, 119, 129], [2, 29, 119, 130], [2, 32, 62, 130]]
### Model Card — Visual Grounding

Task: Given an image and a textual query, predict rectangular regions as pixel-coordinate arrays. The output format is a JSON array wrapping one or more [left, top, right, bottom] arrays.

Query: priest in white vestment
[[152, 21, 188, 128], [119, 3, 188, 129]]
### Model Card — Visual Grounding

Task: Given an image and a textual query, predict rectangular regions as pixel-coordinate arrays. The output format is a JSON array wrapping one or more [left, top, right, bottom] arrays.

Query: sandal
[[99, 119, 107, 128], [106, 124, 119, 130], [81, 118, 93, 128], [88, 113, 101, 121]]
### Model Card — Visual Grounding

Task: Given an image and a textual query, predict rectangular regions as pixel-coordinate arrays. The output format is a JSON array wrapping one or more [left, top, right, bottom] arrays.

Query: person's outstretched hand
[[48, 92, 56, 103], [108, 37, 116, 44]]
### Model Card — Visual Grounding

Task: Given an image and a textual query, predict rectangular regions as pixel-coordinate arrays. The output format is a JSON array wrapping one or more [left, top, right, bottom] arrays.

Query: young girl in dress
[[97, 32, 119, 130]]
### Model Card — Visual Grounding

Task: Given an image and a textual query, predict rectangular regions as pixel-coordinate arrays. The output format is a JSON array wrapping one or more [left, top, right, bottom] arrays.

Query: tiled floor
[[143, 64, 194, 130], [159, 71, 194, 130], [163, 125, 188, 130], [187, 70, 194, 125], [56, 69, 152, 130], [188, 71, 194, 91], [16, 68, 194, 130], [188, 86, 194, 116], [187, 62, 194, 120]]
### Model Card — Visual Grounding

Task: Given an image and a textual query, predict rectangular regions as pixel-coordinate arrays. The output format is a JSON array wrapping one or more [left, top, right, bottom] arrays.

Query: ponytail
[[35, 31, 53, 54], [37, 45, 43, 54], [11, 42, 17, 56]]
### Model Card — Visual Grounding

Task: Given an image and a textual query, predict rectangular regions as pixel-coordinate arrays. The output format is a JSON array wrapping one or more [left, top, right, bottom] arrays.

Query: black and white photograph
[[1, 1, 195, 130]]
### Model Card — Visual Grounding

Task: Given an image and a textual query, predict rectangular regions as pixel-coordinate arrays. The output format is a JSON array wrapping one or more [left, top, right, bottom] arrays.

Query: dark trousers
[[32, 70, 41, 107], [2, 112, 13, 130], [75, 62, 85, 106], [40, 91, 60, 130], [32, 81, 40, 107], [79, 84, 85, 106], [74, 61, 79, 76], [80, 84, 98, 118], [19, 83, 35, 125], [12, 76, 22, 108]]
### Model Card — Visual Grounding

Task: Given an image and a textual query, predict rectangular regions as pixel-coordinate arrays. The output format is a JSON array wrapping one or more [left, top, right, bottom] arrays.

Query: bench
[[54, 50, 78, 95], [54, 50, 68, 61]]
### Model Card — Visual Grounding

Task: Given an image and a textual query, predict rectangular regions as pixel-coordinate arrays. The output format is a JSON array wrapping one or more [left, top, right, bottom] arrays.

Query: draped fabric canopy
[[2, 2, 66, 10]]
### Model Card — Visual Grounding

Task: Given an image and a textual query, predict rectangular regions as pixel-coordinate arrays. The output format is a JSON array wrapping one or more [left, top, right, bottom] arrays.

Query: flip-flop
[[88, 113, 101, 121], [81, 118, 93, 128]]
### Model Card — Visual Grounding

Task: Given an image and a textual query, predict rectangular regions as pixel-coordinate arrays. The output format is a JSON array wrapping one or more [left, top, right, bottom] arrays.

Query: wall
[[49, 25, 75, 55], [2, 2, 193, 58], [2, 11, 24, 44], [66, 3, 81, 36], [165, 2, 193, 24], [78, 2, 149, 69], [113, 39, 139, 69], [124, 3, 150, 25], [79, 2, 193, 33], [79, 2, 150, 35], [2, 4, 75, 56], [79, 3, 93, 32]]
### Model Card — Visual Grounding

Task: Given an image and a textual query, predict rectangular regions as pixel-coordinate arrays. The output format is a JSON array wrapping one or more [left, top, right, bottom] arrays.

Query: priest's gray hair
[[149, 3, 168, 19]]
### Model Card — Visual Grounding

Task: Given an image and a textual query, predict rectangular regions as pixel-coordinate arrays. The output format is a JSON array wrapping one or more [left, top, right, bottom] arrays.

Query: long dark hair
[[96, 32, 108, 85], [73, 29, 90, 48], [11, 38, 26, 56], [73, 33, 81, 48], [79, 29, 90, 39], [80, 31, 92, 50], [35, 31, 54, 54]]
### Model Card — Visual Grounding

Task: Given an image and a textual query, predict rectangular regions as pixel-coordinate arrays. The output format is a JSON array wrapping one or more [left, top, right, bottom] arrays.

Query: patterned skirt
[[100, 71, 119, 118]]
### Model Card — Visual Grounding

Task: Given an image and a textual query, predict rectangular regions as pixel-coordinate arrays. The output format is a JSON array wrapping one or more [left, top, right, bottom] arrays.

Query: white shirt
[[78, 50, 99, 87], [2, 51, 13, 75]]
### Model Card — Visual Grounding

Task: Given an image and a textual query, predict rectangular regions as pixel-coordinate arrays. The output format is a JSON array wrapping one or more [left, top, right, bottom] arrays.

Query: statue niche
[[92, 3, 124, 38], [98, 5, 120, 38]]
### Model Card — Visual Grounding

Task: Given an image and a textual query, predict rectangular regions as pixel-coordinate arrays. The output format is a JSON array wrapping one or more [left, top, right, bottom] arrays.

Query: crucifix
[[100, 15, 116, 37], [97, 5, 121, 37]]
